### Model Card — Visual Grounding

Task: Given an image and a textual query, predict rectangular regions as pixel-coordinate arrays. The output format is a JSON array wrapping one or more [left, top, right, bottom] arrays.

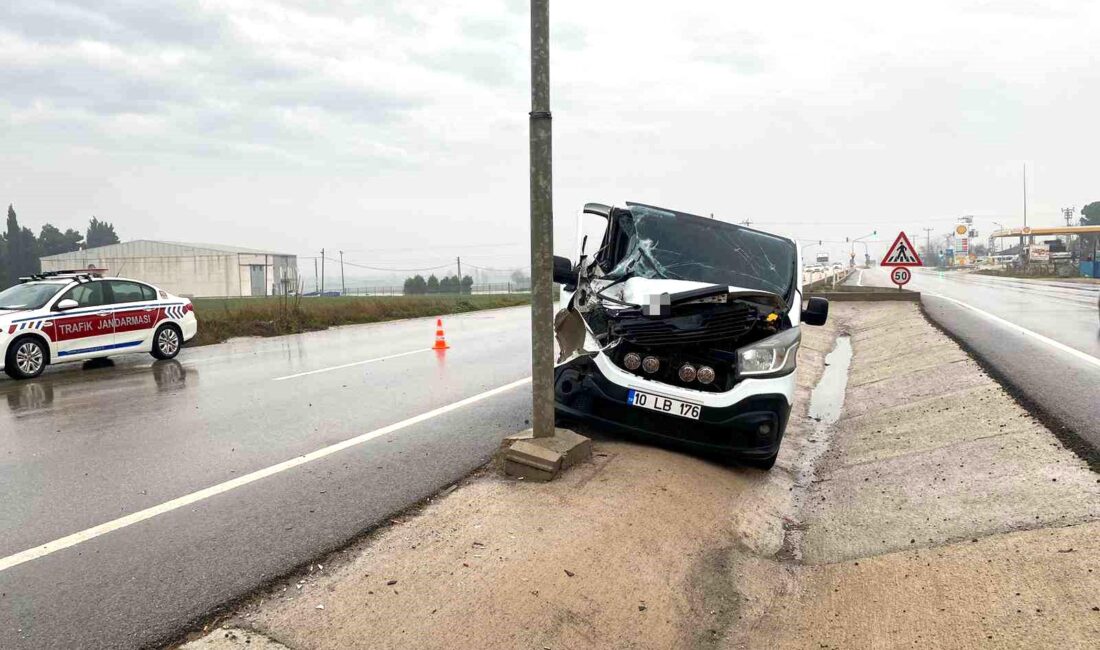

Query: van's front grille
[[608, 303, 757, 346]]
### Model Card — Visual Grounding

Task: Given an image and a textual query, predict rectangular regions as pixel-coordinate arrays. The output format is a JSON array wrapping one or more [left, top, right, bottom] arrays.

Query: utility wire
[[320, 255, 453, 273]]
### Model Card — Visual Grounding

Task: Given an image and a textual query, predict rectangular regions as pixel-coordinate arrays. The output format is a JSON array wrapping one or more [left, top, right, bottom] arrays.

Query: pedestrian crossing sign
[[880, 231, 923, 267]]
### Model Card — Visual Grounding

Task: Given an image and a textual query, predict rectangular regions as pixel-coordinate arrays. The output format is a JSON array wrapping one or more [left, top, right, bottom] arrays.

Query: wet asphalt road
[[0, 307, 533, 649], [854, 267, 1100, 453]]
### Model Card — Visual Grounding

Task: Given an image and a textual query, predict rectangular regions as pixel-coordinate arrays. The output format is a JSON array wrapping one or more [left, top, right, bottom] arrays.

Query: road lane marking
[[272, 348, 433, 381], [924, 292, 1100, 369], [857, 270, 864, 286], [0, 376, 532, 574]]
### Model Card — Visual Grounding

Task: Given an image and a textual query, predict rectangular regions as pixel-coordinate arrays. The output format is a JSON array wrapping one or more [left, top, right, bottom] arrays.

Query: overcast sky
[[1, 0, 1097, 276]]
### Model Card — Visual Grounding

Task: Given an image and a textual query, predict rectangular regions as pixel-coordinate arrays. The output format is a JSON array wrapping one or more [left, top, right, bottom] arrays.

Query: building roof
[[40, 240, 295, 261]]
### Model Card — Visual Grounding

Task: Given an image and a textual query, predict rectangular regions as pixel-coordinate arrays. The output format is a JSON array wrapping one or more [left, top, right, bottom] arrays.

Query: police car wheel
[[151, 325, 182, 360], [5, 337, 47, 380]]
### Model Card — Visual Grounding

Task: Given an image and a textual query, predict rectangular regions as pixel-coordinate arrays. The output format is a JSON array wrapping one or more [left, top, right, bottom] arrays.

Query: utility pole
[[320, 248, 325, 296], [456, 256, 462, 282], [1022, 164, 1028, 250], [923, 228, 934, 263], [313, 257, 318, 294], [1061, 207, 1075, 251], [529, 0, 554, 439], [499, 0, 591, 479], [339, 250, 346, 296], [1022, 164, 1028, 228]]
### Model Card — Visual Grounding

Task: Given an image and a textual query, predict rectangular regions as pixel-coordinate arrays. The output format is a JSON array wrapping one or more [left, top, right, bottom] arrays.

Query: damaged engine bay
[[555, 202, 800, 394]]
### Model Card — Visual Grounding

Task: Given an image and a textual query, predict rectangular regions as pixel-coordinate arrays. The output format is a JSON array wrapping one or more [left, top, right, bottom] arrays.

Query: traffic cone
[[432, 318, 450, 350]]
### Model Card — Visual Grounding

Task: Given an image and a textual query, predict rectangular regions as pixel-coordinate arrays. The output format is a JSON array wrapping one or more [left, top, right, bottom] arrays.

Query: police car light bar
[[19, 268, 109, 283]]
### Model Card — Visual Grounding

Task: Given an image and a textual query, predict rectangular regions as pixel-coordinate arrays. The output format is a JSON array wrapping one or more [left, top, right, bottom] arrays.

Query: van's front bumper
[[554, 355, 794, 461]]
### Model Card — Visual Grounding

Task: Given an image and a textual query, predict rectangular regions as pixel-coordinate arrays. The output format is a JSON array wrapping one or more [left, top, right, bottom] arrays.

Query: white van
[[552, 202, 828, 469]]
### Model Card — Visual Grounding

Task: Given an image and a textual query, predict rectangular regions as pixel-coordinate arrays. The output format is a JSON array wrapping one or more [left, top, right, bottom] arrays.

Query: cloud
[[0, 1, 231, 48], [0, 0, 1096, 270]]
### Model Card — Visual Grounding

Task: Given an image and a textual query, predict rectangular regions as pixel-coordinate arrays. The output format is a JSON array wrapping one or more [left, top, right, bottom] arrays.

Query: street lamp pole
[[529, 0, 554, 439], [992, 222, 1005, 257]]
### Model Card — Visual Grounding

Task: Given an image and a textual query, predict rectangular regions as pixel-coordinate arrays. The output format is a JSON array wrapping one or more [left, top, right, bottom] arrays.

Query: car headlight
[[737, 327, 801, 378]]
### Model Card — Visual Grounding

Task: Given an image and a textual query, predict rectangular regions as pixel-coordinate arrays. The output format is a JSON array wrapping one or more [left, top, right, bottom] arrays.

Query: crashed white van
[[552, 202, 828, 469]]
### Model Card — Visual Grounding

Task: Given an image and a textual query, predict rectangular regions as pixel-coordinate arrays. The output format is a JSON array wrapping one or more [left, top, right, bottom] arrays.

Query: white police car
[[0, 270, 197, 380]]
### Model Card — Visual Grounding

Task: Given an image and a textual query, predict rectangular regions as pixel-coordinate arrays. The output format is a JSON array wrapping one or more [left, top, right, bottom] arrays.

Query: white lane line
[[925, 292, 1100, 369], [272, 348, 432, 381], [0, 376, 532, 574], [857, 270, 864, 286]]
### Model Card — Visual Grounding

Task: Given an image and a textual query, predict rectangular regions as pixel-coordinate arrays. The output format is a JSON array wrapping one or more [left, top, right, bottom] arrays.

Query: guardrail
[[802, 267, 853, 292]]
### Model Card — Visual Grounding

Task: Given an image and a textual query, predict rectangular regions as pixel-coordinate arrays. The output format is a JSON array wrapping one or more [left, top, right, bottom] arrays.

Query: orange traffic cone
[[432, 318, 450, 350]]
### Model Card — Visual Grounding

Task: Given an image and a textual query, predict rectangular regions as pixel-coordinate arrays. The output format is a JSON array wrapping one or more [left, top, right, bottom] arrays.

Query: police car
[[0, 270, 197, 380]]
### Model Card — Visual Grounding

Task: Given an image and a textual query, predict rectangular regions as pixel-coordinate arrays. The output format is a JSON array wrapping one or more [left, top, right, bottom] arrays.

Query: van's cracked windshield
[[0, 2, 1097, 649]]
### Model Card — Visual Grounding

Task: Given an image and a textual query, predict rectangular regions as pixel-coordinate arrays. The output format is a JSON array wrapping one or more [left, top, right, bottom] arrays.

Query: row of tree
[[403, 274, 475, 295], [1081, 202, 1100, 258], [1, 204, 120, 288]]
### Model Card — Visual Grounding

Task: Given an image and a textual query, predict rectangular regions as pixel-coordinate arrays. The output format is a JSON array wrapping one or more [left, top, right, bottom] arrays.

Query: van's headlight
[[737, 328, 801, 378]]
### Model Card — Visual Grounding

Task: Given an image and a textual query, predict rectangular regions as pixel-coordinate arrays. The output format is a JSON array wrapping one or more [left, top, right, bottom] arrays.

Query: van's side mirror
[[803, 297, 829, 326], [553, 255, 576, 290], [55, 299, 79, 311]]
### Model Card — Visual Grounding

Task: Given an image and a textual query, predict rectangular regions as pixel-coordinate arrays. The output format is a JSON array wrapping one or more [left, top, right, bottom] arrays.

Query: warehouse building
[[39, 240, 298, 298]]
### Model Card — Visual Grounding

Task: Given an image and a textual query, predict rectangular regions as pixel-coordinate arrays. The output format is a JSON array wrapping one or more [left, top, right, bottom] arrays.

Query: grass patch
[[189, 293, 531, 347]]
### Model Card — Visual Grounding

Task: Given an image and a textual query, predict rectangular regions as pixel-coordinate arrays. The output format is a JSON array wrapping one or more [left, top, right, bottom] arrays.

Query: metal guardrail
[[801, 267, 852, 291]]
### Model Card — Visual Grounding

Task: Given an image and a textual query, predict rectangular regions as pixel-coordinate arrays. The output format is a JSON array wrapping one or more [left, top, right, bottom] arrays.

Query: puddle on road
[[779, 333, 854, 563], [808, 335, 852, 425]]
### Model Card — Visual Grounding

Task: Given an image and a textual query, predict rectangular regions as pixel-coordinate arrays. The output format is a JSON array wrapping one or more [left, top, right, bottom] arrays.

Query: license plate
[[627, 389, 701, 420]]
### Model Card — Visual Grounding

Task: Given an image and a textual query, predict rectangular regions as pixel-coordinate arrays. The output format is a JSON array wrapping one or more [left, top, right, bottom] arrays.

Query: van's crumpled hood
[[599, 277, 787, 312], [555, 201, 797, 369]]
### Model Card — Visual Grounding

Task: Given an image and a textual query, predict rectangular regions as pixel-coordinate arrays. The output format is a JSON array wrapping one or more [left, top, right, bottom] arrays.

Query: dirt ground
[[181, 303, 1098, 650]]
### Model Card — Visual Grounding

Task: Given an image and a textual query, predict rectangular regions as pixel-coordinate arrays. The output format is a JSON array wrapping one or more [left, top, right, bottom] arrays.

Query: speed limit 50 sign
[[891, 267, 912, 287]]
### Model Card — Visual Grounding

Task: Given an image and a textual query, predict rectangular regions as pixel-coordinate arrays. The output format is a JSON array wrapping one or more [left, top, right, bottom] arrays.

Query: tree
[[461, 275, 474, 294], [403, 274, 427, 295], [1081, 203, 1100, 260], [38, 224, 84, 257], [426, 274, 440, 293], [440, 275, 456, 293], [5, 205, 39, 281], [1082, 202, 1100, 226], [0, 229, 7, 289], [86, 217, 119, 248], [510, 268, 529, 285]]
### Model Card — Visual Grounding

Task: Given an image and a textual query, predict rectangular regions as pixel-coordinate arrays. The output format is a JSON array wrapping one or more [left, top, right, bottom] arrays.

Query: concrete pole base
[[500, 428, 592, 482]]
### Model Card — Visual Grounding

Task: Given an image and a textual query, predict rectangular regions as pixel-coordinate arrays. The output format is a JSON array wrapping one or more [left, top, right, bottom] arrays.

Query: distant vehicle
[[0, 271, 196, 380], [815, 253, 829, 264]]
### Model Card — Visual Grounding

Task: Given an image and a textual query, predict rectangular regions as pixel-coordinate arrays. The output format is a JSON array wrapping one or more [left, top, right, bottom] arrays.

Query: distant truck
[[815, 253, 829, 264]]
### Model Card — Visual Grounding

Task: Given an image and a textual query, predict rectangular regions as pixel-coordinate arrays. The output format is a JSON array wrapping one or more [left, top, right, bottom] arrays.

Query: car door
[[105, 280, 160, 352], [51, 281, 114, 360]]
